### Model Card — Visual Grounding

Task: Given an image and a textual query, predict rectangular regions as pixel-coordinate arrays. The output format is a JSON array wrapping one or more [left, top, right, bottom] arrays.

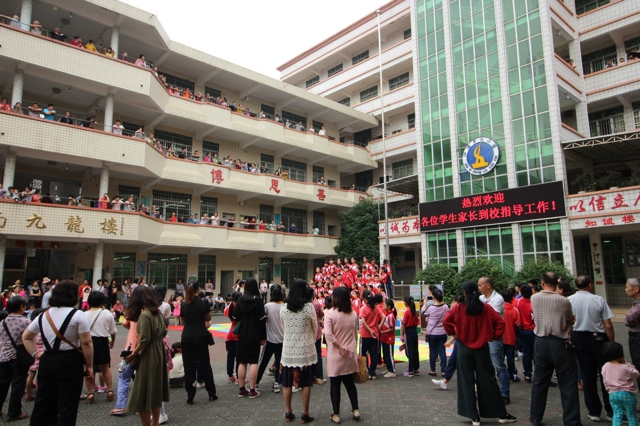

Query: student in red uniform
[[327, 259, 337, 275], [368, 260, 376, 277], [362, 257, 370, 274], [314, 268, 323, 284], [360, 291, 381, 379], [380, 299, 397, 378], [349, 258, 360, 281], [501, 289, 521, 382], [401, 295, 420, 377], [516, 285, 535, 382]]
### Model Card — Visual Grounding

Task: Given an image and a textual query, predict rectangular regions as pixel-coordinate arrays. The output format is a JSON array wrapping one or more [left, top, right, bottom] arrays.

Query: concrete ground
[[2, 317, 633, 425]]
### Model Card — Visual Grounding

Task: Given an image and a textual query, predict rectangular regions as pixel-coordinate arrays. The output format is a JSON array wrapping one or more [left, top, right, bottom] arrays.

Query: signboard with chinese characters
[[418, 181, 566, 232], [378, 216, 421, 237], [567, 186, 640, 230]]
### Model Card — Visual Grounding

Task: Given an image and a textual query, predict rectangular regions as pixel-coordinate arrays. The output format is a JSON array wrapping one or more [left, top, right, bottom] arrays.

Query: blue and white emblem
[[462, 137, 499, 176]]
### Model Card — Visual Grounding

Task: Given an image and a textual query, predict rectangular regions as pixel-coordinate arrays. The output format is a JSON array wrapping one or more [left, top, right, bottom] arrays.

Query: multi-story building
[[0, 0, 379, 293], [282, 0, 640, 304]]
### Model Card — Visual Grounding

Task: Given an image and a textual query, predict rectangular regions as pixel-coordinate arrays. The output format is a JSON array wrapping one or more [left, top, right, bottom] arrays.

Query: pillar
[[99, 163, 110, 198], [11, 69, 24, 108], [0, 236, 6, 290], [3, 151, 16, 188], [110, 26, 120, 56], [103, 93, 114, 133], [19, 0, 32, 32], [92, 241, 104, 289]]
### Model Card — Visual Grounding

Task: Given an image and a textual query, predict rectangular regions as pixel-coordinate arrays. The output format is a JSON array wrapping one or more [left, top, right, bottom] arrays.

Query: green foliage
[[414, 263, 461, 304], [515, 257, 575, 285], [334, 199, 380, 262], [459, 259, 510, 293]]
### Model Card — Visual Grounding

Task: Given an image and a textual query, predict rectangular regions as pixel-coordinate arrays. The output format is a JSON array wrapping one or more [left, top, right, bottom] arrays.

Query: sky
[[122, 0, 384, 79]]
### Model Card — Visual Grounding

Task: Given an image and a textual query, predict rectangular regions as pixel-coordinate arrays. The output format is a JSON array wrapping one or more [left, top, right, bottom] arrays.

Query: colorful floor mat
[[168, 324, 452, 363]]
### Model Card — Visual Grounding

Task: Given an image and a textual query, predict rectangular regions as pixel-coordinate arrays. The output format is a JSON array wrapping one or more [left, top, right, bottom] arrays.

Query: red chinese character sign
[[317, 188, 326, 201], [211, 169, 224, 184], [419, 181, 566, 232]]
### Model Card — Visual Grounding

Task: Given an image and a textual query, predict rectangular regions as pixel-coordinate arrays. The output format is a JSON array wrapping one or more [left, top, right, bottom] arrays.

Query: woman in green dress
[[124, 286, 170, 426]]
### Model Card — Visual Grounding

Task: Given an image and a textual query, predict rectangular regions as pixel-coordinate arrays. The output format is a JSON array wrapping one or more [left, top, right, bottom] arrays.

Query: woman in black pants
[[180, 281, 217, 404]]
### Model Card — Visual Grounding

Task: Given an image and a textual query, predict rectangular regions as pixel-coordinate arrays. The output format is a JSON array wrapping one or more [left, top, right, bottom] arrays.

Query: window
[[113, 253, 136, 284], [204, 86, 221, 99], [521, 221, 563, 264], [427, 231, 458, 270], [152, 190, 192, 219], [259, 205, 274, 225], [154, 130, 193, 154], [464, 226, 515, 276], [353, 128, 372, 147], [328, 63, 343, 77], [360, 86, 378, 102], [282, 158, 307, 182], [328, 225, 337, 237], [200, 196, 218, 218], [408, 113, 415, 129], [338, 98, 351, 107], [306, 75, 319, 88], [404, 28, 412, 40], [389, 72, 410, 90], [147, 253, 187, 290], [281, 207, 307, 234], [198, 255, 216, 288], [313, 211, 325, 235], [202, 141, 219, 157], [261, 154, 274, 173], [312, 166, 324, 183], [352, 50, 369, 65], [589, 106, 625, 137], [576, 0, 611, 14], [581, 45, 617, 75], [259, 257, 273, 283], [122, 121, 142, 137], [117, 185, 140, 206], [312, 120, 324, 133], [633, 101, 640, 129], [281, 258, 307, 285], [392, 159, 414, 179], [261, 104, 275, 120], [282, 110, 307, 128], [355, 170, 373, 189], [161, 73, 195, 92]]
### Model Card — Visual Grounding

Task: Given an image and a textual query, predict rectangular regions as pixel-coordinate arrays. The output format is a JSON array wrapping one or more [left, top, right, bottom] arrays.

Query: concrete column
[[0, 236, 6, 290], [3, 151, 17, 188], [110, 26, 120, 56], [92, 241, 104, 289], [99, 163, 110, 198], [103, 93, 114, 133], [575, 101, 590, 137], [19, 0, 32, 31], [11, 69, 24, 108]]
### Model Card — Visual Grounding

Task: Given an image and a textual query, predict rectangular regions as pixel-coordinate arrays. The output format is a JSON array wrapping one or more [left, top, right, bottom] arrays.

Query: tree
[[459, 258, 510, 293], [516, 257, 575, 285], [414, 263, 461, 304], [334, 199, 380, 262]]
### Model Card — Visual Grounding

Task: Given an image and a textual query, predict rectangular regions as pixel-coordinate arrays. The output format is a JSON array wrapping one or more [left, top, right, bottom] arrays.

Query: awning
[[373, 174, 419, 198], [562, 130, 640, 164]]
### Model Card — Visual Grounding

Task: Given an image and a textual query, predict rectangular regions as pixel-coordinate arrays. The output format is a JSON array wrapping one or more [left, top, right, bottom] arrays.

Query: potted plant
[[605, 170, 622, 189], [572, 174, 593, 193]]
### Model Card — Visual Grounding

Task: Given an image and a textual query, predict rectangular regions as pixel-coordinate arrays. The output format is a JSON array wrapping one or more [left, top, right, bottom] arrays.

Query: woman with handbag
[[23, 280, 94, 426], [280, 279, 318, 423], [0, 296, 32, 421], [180, 281, 217, 404], [123, 286, 170, 426], [324, 287, 360, 423]]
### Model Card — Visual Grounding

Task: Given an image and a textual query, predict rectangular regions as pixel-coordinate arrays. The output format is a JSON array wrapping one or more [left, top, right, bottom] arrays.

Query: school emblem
[[462, 137, 499, 176]]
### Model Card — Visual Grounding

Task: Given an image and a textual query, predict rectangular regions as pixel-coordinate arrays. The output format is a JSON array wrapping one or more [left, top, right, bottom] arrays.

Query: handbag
[[45, 310, 86, 364], [2, 320, 34, 367], [353, 338, 368, 384], [233, 320, 242, 335], [129, 354, 141, 370]]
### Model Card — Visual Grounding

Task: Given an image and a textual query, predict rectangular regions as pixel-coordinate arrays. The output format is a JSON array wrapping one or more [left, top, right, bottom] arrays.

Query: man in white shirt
[[568, 275, 615, 421], [112, 120, 125, 135], [479, 276, 510, 404]]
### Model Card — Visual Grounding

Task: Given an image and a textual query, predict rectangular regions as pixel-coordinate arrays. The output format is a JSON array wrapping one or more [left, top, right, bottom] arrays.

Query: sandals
[[330, 414, 341, 423], [110, 408, 127, 417], [79, 394, 88, 401], [87, 393, 95, 405], [106, 390, 114, 402], [353, 410, 361, 421]]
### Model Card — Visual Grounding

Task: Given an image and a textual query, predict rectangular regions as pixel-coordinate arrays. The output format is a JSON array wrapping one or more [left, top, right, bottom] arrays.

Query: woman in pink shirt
[[324, 286, 360, 423]]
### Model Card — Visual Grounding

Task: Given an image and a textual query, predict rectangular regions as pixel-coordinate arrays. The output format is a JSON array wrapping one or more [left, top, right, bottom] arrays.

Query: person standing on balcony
[[85, 40, 98, 52], [113, 120, 124, 135]]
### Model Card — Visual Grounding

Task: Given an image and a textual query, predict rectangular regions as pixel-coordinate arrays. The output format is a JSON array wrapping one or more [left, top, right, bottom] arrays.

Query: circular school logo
[[462, 137, 499, 176]]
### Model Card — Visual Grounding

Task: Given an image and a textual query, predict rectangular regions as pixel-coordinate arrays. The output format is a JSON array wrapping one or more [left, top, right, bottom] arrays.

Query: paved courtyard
[[2, 318, 632, 425]]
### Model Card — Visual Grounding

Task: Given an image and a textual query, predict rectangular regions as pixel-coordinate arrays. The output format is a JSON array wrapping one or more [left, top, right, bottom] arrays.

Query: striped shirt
[[531, 290, 574, 339]]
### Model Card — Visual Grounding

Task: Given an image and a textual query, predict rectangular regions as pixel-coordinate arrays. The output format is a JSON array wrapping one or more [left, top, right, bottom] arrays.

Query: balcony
[[0, 112, 367, 209], [307, 39, 413, 98], [367, 128, 417, 161], [560, 123, 587, 142], [352, 83, 415, 116], [0, 201, 338, 255], [553, 54, 584, 97], [577, 0, 637, 41], [0, 25, 377, 169], [584, 59, 640, 103]]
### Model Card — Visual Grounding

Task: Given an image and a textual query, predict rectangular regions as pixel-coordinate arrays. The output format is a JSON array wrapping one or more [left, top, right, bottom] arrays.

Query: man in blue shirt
[[43, 103, 56, 120]]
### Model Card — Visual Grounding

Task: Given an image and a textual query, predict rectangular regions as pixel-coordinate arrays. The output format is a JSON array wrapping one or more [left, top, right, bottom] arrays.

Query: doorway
[[221, 270, 234, 297]]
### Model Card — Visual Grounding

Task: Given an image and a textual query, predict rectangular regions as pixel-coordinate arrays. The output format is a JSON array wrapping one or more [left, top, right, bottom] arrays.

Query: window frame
[[360, 86, 378, 102], [389, 72, 410, 91], [352, 50, 369, 65], [305, 75, 320, 88], [328, 63, 343, 77]]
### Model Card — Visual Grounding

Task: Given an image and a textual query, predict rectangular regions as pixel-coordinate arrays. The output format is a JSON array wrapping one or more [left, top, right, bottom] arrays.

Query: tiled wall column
[[19, 0, 32, 32], [99, 163, 110, 198], [110, 26, 119, 56], [11, 69, 24, 107], [103, 93, 114, 133], [3, 151, 16, 188], [93, 241, 104, 289], [511, 223, 523, 273]]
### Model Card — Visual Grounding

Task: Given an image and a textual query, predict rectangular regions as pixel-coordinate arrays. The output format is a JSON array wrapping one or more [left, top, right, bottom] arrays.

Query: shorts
[[280, 365, 314, 389], [92, 336, 111, 366]]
